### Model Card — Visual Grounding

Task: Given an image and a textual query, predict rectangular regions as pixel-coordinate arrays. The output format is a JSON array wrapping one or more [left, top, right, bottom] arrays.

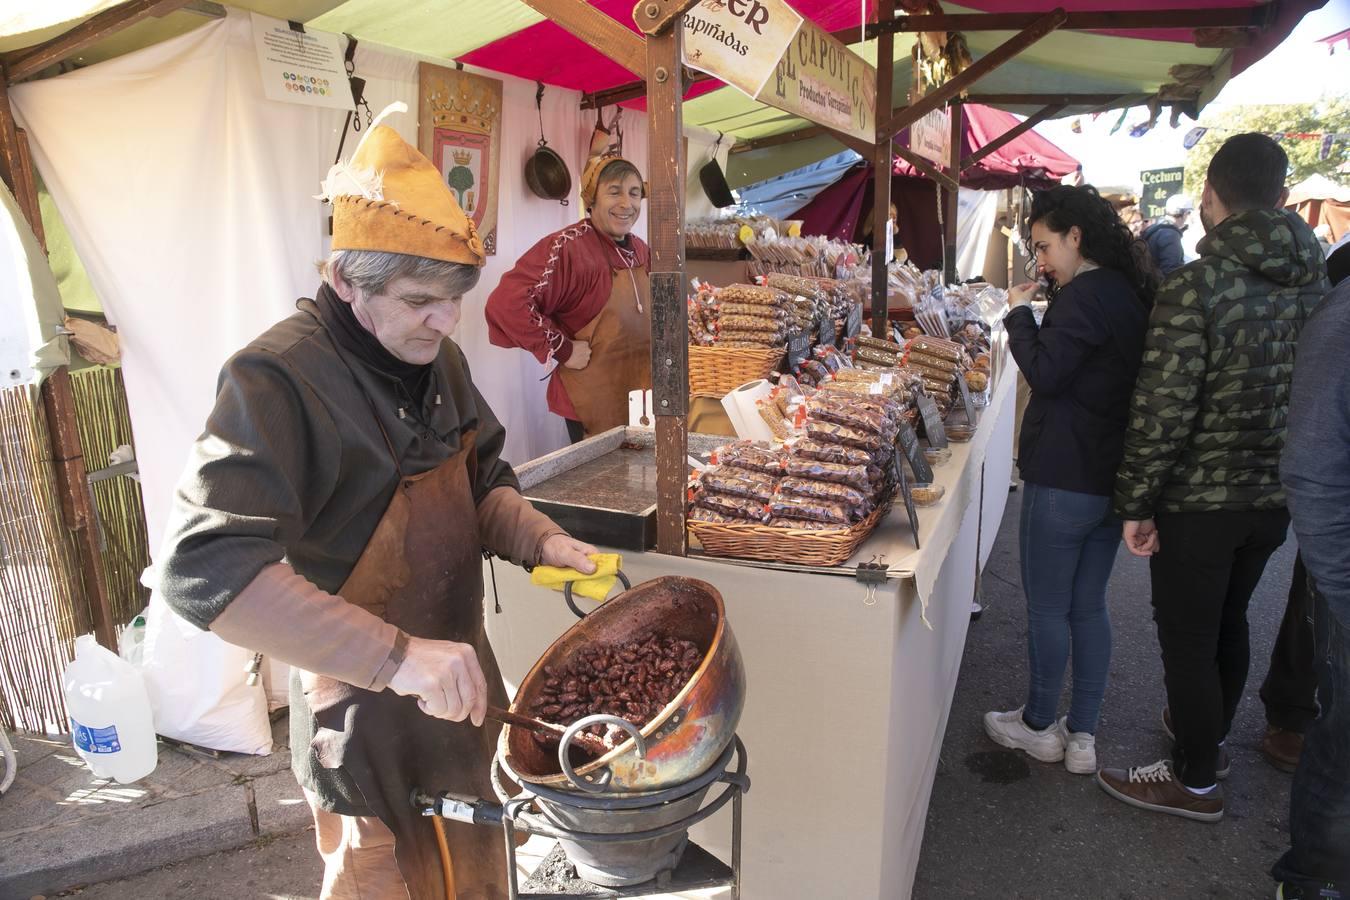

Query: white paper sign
[[911, 107, 951, 165], [683, 0, 802, 100], [251, 13, 352, 111]]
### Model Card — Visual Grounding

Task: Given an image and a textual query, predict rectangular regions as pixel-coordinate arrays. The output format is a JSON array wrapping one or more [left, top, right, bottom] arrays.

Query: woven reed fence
[[69, 366, 152, 629], [0, 384, 86, 732]]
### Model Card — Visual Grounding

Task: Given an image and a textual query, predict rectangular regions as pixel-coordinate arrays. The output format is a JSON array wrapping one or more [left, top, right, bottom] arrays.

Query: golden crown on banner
[[427, 82, 497, 134], [451, 148, 473, 166]]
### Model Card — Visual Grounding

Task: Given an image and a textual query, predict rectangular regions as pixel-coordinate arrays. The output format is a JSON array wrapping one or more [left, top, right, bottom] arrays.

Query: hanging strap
[[333, 35, 371, 165], [536, 82, 547, 146]]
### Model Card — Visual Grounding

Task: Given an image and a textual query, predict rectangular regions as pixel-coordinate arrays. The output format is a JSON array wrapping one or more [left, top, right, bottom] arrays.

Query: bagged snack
[[700, 466, 778, 502], [696, 491, 769, 522], [719, 314, 787, 333], [790, 438, 874, 468], [765, 517, 847, 532], [908, 335, 965, 362], [783, 456, 872, 490], [805, 419, 882, 451], [806, 397, 894, 439], [778, 476, 868, 510], [719, 283, 783, 306], [713, 441, 784, 475], [689, 506, 755, 525], [769, 495, 851, 525], [756, 398, 793, 441], [719, 303, 790, 321]]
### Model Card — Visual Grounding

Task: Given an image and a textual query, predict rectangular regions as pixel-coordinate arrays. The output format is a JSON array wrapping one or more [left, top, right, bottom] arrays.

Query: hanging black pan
[[525, 82, 571, 205]]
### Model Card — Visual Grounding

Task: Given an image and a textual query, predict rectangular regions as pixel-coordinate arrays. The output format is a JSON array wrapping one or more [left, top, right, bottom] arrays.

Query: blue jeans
[[1273, 580, 1350, 890], [1019, 482, 1120, 734]]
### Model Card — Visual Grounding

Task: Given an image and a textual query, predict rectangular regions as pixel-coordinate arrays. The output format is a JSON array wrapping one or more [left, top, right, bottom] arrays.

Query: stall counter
[[483, 361, 1017, 899]]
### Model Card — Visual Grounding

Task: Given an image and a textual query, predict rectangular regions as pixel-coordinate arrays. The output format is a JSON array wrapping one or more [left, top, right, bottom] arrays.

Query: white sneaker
[[982, 707, 1065, 763], [1057, 717, 1097, 775]]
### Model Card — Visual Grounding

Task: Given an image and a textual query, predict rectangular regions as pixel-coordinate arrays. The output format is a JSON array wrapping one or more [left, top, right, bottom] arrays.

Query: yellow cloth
[[530, 553, 622, 602]]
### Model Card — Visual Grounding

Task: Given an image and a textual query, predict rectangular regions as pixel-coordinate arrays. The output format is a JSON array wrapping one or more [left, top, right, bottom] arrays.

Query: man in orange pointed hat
[[486, 154, 653, 441], [156, 110, 596, 899]]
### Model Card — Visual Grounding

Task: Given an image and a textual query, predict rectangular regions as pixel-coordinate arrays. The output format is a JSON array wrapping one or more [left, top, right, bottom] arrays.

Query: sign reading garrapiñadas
[[684, 0, 802, 100], [683, 0, 876, 145]]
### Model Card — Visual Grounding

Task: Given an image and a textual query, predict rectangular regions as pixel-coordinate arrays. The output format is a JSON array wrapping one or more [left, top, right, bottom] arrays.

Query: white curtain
[[955, 188, 1001, 283], [11, 9, 665, 553]]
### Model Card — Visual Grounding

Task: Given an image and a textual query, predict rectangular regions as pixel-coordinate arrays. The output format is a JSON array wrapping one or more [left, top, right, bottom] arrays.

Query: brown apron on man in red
[[557, 266, 652, 437], [301, 429, 508, 900]]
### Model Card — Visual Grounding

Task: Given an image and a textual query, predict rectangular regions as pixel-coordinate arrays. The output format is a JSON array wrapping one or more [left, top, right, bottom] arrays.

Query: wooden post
[[944, 102, 962, 285], [644, 18, 688, 556], [870, 0, 894, 336], [0, 77, 117, 648]]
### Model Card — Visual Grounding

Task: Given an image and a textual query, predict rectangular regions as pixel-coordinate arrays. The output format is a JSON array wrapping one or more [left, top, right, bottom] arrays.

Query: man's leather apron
[[557, 266, 652, 436], [301, 428, 508, 900]]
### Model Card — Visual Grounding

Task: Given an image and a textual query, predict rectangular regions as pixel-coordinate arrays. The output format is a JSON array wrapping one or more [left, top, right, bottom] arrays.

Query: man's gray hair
[[320, 249, 480, 298]]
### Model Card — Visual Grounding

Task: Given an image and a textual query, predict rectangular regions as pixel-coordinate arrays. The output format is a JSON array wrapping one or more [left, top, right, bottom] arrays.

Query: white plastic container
[[63, 634, 158, 783]]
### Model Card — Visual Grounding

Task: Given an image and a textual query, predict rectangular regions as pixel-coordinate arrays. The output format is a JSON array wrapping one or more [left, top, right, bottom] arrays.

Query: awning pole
[[870, 0, 895, 336]]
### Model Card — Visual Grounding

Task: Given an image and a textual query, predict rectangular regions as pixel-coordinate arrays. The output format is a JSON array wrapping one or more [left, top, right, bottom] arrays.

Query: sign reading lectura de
[[683, 0, 876, 144]]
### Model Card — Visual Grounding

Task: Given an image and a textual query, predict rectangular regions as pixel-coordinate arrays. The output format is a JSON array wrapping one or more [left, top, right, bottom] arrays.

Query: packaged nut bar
[[700, 466, 777, 502], [779, 476, 868, 510], [906, 358, 957, 383], [856, 346, 902, 367], [766, 273, 830, 298], [713, 440, 785, 475], [719, 303, 789, 321], [756, 398, 793, 440], [857, 334, 904, 353], [765, 517, 846, 531], [719, 314, 787, 333], [719, 328, 786, 344], [720, 340, 781, 349], [719, 284, 784, 306], [806, 397, 893, 438], [768, 496, 852, 525], [783, 456, 872, 490], [907, 335, 965, 362], [805, 419, 882, 451], [696, 491, 769, 522], [790, 438, 874, 468]]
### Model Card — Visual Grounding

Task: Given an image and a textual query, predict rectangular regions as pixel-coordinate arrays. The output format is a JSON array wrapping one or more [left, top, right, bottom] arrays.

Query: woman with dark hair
[[983, 184, 1157, 775]]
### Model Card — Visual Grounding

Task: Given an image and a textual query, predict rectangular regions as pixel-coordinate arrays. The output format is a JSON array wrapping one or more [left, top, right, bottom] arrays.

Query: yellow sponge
[[530, 553, 622, 602]]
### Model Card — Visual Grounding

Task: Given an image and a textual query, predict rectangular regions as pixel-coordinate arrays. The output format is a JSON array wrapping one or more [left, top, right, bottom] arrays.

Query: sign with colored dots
[[251, 13, 352, 112]]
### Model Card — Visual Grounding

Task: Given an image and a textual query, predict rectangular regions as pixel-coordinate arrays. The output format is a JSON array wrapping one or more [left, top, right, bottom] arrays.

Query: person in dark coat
[[1141, 194, 1192, 275], [982, 185, 1157, 777]]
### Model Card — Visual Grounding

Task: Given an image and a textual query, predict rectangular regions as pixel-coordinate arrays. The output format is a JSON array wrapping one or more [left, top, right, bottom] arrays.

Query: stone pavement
[[0, 713, 312, 899]]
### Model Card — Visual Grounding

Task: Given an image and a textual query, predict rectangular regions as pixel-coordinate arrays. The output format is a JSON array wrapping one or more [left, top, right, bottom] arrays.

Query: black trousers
[[1260, 553, 1321, 732], [565, 419, 586, 444], [1150, 508, 1290, 787]]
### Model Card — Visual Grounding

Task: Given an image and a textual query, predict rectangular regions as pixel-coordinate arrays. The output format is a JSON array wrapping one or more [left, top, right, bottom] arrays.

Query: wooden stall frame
[[0, 1, 1286, 569]]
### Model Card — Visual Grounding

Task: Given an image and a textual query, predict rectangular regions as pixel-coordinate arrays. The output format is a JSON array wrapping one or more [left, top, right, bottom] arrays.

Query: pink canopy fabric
[[460, 0, 877, 109], [892, 103, 1079, 191]]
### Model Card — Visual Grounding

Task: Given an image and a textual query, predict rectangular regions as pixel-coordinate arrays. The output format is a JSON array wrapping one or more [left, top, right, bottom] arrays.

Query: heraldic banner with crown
[[418, 63, 503, 255]]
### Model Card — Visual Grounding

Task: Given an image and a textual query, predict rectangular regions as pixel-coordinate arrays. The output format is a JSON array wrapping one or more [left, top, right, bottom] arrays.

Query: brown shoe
[[1096, 760, 1224, 823], [1261, 726, 1304, 773]]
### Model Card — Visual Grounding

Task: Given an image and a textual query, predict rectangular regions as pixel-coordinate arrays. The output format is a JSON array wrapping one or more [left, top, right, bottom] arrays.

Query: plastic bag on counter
[[788, 438, 875, 468], [778, 476, 868, 512], [768, 495, 852, 526], [712, 440, 785, 476], [695, 491, 770, 522], [805, 419, 882, 451], [765, 517, 847, 532], [700, 465, 778, 502]]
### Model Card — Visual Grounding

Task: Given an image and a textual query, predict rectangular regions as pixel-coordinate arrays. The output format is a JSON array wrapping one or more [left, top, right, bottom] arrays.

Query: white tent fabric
[[955, 188, 1001, 283]]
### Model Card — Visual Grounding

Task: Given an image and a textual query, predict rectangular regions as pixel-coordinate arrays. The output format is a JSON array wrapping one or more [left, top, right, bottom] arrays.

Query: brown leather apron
[[301, 428, 509, 900], [557, 266, 652, 436]]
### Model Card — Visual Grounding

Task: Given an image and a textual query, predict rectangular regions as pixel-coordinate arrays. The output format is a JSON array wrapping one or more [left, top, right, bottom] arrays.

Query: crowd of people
[[983, 133, 1347, 900]]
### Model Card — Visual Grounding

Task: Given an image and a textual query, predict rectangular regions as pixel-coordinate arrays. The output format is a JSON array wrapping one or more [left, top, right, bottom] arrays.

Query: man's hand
[[1007, 282, 1040, 309], [387, 636, 488, 726], [541, 534, 599, 574], [1123, 519, 1160, 557], [563, 341, 592, 370]]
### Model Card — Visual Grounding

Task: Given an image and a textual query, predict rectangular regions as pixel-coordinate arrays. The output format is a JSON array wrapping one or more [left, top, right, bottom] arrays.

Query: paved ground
[[914, 484, 1299, 900]]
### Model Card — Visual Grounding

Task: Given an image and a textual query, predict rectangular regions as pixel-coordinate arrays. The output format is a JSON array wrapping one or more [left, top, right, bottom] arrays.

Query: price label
[[818, 311, 837, 347], [957, 375, 977, 425], [787, 331, 812, 371], [894, 446, 921, 550], [916, 394, 948, 448], [896, 419, 934, 483], [846, 302, 863, 339]]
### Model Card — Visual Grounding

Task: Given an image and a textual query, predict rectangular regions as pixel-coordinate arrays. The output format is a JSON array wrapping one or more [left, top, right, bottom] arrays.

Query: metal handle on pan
[[561, 569, 631, 619], [558, 713, 646, 794]]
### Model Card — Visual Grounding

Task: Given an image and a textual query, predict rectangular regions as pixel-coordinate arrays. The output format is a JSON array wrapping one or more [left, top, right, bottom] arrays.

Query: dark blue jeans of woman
[[1019, 481, 1120, 734]]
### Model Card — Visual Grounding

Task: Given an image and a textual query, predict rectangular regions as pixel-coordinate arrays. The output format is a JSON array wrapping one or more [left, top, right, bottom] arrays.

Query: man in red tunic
[[486, 156, 652, 441]]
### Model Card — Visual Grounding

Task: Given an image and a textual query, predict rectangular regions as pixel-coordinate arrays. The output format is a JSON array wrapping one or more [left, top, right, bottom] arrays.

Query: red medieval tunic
[[485, 221, 651, 428]]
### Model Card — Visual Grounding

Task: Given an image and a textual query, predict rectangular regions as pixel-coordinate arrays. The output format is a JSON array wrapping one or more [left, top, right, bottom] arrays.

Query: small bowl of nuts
[[909, 482, 946, 506], [924, 447, 952, 466], [945, 423, 976, 442]]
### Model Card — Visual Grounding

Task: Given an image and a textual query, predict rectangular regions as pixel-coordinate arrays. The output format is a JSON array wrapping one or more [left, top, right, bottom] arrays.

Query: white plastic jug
[[63, 634, 158, 783]]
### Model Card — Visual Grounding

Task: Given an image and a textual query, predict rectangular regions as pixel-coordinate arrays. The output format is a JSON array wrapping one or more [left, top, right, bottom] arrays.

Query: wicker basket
[[688, 345, 785, 398], [688, 502, 890, 567]]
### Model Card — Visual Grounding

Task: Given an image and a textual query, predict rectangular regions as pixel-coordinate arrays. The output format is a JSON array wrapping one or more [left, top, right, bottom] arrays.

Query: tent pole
[[3, 0, 195, 83], [640, 6, 690, 556], [961, 104, 1066, 170], [870, 0, 895, 336], [0, 77, 118, 650], [944, 102, 963, 285]]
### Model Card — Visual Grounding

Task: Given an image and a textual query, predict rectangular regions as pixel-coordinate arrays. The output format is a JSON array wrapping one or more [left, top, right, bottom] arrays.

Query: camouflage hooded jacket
[[1114, 208, 1329, 519]]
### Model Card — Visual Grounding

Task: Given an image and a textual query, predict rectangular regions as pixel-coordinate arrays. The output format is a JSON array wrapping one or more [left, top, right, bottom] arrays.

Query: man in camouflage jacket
[[1096, 135, 1329, 823]]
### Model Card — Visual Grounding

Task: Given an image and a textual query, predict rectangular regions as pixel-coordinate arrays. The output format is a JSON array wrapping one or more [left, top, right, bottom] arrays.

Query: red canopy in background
[[892, 104, 1079, 191], [797, 104, 1080, 269]]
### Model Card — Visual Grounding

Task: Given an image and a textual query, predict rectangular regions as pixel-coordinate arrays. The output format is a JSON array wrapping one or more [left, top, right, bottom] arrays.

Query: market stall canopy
[[892, 103, 1077, 190], [1286, 173, 1350, 206], [1, 0, 1325, 148]]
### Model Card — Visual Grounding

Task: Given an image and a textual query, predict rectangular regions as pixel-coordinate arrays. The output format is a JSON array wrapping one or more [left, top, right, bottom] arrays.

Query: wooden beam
[[518, 0, 648, 78], [16, 128, 46, 251], [730, 125, 827, 153], [581, 69, 712, 109], [0, 79, 34, 222], [3, 0, 194, 82], [871, 0, 896, 334], [960, 103, 1065, 170], [645, 25, 688, 556], [864, 6, 1272, 36], [892, 145, 958, 192], [943, 103, 962, 285], [878, 9, 1067, 141], [633, 0, 702, 36]]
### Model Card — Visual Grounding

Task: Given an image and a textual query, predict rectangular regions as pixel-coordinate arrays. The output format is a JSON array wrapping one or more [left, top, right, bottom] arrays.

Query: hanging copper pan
[[525, 82, 571, 205]]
